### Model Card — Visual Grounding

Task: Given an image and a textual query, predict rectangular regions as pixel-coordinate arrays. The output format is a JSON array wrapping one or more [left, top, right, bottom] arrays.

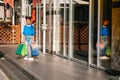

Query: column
[[56, 0, 60, 53], [48, 0, 52, 53], [42, 0, 47, 53], [52, 0, 57, 53], [69, 0, 73, 59], [21, 0, 27, 42]]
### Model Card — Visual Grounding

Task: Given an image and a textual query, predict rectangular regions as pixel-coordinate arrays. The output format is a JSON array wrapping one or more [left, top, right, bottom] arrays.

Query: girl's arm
[[100, 36, 103, 44], [107, 36, 110, 42], [22, 25, 25, 43]]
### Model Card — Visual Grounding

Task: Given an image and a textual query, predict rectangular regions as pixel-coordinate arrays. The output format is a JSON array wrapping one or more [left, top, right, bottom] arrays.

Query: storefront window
[[48, 0, 112, 69], [72, 1, 89, 62], [99, 0, 112, 68], [89, 0, 112, 68], [59, 3, 69, 57], [90, 0, 98, 66]]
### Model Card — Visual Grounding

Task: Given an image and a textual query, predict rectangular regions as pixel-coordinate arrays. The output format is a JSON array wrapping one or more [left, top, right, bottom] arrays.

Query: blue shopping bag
[[30, 45, 40, 56]]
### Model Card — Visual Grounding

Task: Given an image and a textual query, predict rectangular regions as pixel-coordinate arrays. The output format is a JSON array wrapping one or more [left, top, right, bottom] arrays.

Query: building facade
[[19, 0, 120, 71]]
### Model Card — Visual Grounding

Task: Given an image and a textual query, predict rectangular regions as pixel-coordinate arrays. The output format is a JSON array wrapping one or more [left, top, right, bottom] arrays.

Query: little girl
[[100, 19, 110, 56], [23, 16, 35, 60]]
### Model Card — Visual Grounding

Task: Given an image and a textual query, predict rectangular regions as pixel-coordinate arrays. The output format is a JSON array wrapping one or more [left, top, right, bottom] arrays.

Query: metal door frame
[[68, 0, 104, 68], [88, 0, 103, 68]]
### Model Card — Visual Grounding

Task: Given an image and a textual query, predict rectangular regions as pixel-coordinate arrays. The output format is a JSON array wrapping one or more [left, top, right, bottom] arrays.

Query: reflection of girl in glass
[[100, 19, 110, 57]]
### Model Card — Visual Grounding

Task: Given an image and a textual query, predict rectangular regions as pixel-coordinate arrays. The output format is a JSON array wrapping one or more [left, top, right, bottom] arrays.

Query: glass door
[[35, 3, 43, 48], [72, 0, 89, 62], [89, 0, 98, 67], [58, 2, 69, 57], [99, 0, 112, 68], [89, 0, 112, 69], [57, 0, 90, 60]]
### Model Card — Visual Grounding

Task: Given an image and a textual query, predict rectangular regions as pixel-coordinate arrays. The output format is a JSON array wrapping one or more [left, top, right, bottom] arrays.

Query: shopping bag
[[96, 42, 105, 49], [21, 44, 27, 56], [16, 44, 24, 55], [106, 43, 111, 57], [16, 44, 27, 56], [30, 44, 40, 56]]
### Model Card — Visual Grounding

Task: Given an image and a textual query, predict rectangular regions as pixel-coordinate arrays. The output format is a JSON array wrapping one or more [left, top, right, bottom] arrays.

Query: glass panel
[[90, 0, 98, 66], [72, 1, 89, 62], [46, 3, 53, 53], [99, 0, 112, 68], [59, 7, 64, 55], [90, 0, 112, 68], [59, 3, 69, 57], [35, 4, 43, 48], [37, 5, 43, 51]]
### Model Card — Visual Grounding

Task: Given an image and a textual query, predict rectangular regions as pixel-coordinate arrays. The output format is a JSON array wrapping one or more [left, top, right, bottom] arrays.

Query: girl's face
[[103, 20, 109, 26], [26, 19, 31, 25]]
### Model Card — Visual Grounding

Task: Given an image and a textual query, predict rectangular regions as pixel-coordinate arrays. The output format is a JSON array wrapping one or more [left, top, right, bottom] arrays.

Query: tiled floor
[[0, 46, 110, 80]]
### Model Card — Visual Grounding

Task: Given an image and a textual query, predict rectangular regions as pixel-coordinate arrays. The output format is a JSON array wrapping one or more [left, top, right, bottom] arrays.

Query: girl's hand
[[21, 41, 25, 44], [100, 41, 103, 44], [32, 36, 35, 42]]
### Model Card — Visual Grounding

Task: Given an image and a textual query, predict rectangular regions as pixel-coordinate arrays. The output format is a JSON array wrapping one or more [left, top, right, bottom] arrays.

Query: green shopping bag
[[16, 44, 27, 56], [16, 44, 24, 55], [21, 44, 27, 56], [106, 43, 111, 57]]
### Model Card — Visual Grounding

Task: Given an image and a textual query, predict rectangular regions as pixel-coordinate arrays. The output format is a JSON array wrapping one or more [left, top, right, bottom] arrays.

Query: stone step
[[3, 54, 40, 80], [0, 58, 30, 80]]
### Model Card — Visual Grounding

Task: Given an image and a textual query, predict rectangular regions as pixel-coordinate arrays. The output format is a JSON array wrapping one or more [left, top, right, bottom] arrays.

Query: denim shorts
[[102, 36, 107, 44], [25, 36, 32, 46], [25, 36, 32, 42], [25, 36, 32, 56]]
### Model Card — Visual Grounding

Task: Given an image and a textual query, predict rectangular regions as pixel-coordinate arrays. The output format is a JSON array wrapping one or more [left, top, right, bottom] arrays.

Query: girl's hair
[[103, 19, 109, 22], [25, 16, 31, 20]]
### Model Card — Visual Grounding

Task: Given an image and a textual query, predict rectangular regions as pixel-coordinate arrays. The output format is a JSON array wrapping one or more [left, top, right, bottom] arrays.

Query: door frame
[[88, 0, 104, 68]]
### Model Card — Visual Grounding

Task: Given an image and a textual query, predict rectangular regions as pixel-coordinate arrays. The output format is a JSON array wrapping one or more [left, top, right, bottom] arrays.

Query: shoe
[[28, 57, 34, 61], [99, 56, 110, 60], [24, 56, 28, 60], [0, 57, 5, 60]]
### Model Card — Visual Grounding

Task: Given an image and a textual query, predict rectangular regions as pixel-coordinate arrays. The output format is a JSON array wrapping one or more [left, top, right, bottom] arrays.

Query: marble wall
[[113, 0, 120, 1], [112, 0, 120, 71]]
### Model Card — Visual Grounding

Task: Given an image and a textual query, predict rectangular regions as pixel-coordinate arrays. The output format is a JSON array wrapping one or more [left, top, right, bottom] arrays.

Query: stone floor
[[0, 69, 9, 80], [0, 45, 111, 80]]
